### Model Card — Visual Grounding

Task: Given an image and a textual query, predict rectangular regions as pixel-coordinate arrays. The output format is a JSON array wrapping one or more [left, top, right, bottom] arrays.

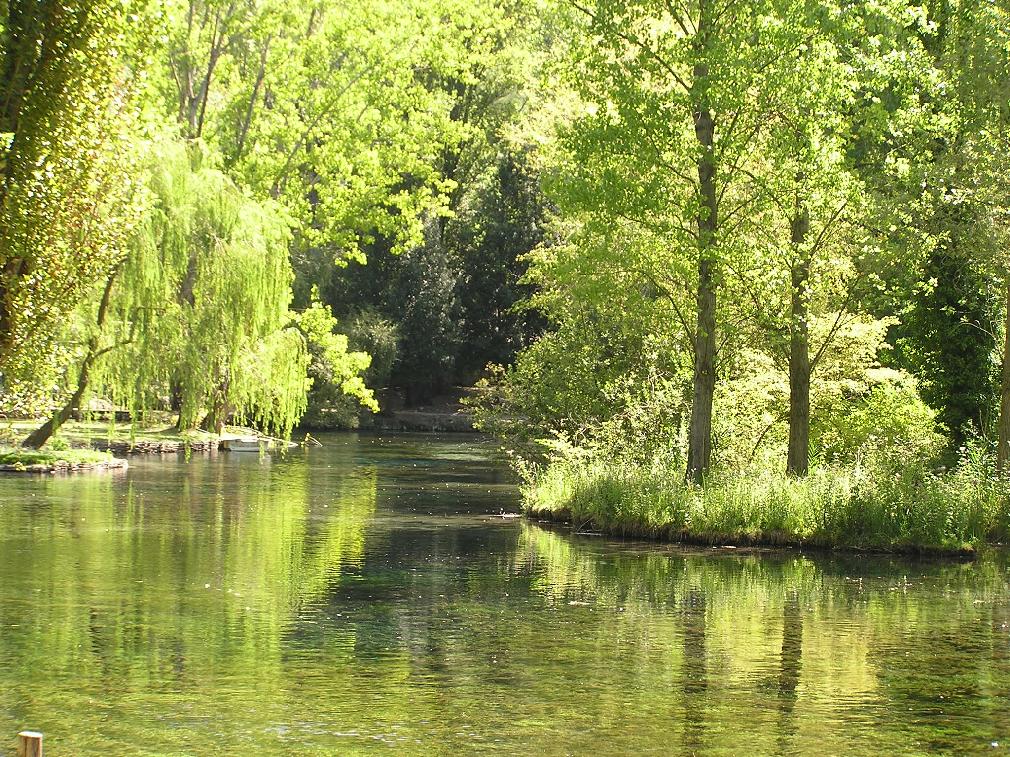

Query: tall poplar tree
[[735, 0, 935, 475]]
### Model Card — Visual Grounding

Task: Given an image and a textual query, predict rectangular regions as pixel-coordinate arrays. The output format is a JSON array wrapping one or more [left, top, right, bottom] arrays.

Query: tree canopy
[[1, 0, 1009, 482]]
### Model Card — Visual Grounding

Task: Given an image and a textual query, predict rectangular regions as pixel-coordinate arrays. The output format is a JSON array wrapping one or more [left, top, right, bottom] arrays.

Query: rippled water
[[1, 433, 1010, 755]]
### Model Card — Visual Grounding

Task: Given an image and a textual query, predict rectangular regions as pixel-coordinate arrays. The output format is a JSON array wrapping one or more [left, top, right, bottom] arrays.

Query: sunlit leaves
[[0, 0, 150, 401]]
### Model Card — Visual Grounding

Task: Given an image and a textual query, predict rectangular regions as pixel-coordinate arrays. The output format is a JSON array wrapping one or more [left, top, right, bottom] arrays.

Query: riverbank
[[2, 418, 298, 461], [0, 448, 127, 473], [522, 458, 1009, 557], [4, 418, 218, 450]]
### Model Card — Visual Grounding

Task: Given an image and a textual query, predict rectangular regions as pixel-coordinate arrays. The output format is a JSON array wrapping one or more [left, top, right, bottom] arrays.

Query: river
[[0, 433, 1009, 755]]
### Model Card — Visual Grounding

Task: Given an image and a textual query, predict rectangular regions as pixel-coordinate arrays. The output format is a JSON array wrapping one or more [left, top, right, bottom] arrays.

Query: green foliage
[[323, 154, 550, 403], [311, 0, 550, 401], [472, 318, 683, 451], [4, 0, 1010, 519], [46, 435, 69, 452], [160, 0, 461, 256], [88, 137, 302, 434], [477, 0, 1010, 493], [0, 0, 149, 401], [297, 299, 377, 407], [900, 247, 1001, 447], [890, 0, 1010, 450], [384, 222, 465, 401], [298, 302, 384, 431], [454, 150, 549, 379], [69, 138, 373, 438], [1, 0, 552, 421], [343, 309, 400, 389], [814, 377, 944, 464]]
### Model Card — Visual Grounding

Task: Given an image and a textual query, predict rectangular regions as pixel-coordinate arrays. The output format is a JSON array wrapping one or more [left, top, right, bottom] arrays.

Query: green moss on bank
[[0, 448, 115, 466], [523, 460, 1010, 555]]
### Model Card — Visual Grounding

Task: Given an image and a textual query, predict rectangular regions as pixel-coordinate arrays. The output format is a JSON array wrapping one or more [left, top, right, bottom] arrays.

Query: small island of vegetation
[[0, 446, 123, 473]]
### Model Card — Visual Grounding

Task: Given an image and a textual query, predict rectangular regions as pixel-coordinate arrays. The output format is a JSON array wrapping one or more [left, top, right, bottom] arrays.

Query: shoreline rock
[[90, 438, 218, 455]]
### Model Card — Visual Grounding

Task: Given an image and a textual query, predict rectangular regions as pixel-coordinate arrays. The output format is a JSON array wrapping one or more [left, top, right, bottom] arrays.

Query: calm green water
[[1, 434, 1010, 755]]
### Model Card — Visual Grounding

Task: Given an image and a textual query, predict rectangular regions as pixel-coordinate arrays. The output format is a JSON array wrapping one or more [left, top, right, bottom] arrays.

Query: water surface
[[1, 433, 1009, 755]]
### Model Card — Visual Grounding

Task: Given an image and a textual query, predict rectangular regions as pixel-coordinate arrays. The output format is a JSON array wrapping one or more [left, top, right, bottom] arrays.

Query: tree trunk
[[174, 402, 193, 432], [688, 257, 717, 482], [175, 393, 201, 432], [998, 279, 1010, 473], [22, 271, 120, 449], [230, 34, 271, 166], [21, 347, 96, 448], [200, 399, 232, 436], [786, 207, 811, 476], [686, 15, 718, 484], [200, 373, 232, 435]]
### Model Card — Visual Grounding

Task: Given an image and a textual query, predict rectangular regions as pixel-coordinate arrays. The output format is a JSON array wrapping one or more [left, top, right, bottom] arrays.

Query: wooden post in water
[[17, 731, 43, 757]]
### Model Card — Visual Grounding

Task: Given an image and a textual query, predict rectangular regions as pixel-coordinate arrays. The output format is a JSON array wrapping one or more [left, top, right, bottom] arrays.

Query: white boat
[[220, 437, 269, 452], [220, 436, 299, 452]]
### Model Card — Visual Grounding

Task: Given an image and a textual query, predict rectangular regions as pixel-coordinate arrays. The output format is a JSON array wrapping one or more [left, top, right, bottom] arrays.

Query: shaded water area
[[1, 434, 1010, 755]]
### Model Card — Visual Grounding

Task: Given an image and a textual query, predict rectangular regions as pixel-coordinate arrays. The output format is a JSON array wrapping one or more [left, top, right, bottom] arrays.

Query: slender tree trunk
[[688, 257, 717, 482], [194, 43, 222, 139], [175, 0, 197, 128], [787, 206, 811, 476], [169, 380, 184, 412], [176, 3, 233, 139], [997, 279, 1010, 473], [686, 7, 718, 484], [22, 270, 119, 449], [175, 387, 204, 433], [172, 242, 200, 431], [230, 34, 271, 166], [21, 350, 96, 449]]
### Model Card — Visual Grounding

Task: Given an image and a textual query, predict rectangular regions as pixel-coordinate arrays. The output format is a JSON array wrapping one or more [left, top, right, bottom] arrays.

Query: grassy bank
[[3, 417, 219, 448], [0, 448, 114, 466], [523, 457, 1010, 555], [0, 446, 125, 472]]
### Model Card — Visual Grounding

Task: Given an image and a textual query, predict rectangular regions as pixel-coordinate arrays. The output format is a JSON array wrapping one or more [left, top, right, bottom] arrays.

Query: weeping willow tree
[[167, 149, 303, 434], [23, 137, 375, 447]]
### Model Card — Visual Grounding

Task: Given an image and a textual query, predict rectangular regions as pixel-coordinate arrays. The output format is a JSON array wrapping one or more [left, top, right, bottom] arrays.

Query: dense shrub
[[344, 309, 400, 389]]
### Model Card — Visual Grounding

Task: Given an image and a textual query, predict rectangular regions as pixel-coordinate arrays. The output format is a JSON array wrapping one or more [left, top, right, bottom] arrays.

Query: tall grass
[[523, 451, 1010, 554]]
